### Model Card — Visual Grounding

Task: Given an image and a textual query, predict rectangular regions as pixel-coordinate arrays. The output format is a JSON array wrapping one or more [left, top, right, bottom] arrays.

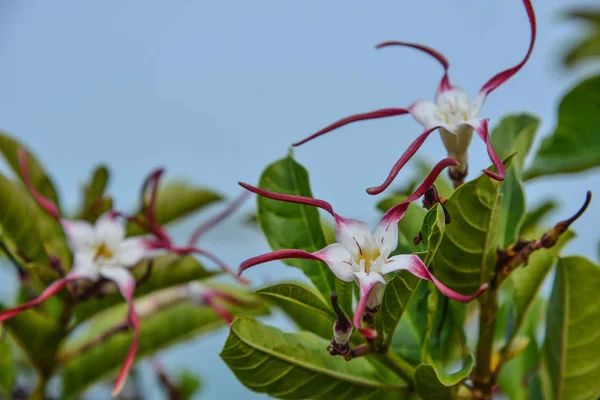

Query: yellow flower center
[[355, 246, 381, 273], [94, 243, 114, 261]]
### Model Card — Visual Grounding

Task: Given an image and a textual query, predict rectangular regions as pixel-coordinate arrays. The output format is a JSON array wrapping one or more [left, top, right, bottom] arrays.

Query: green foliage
[[256, 283, 336, 340], [520, 200, 558, 237], [0, 132, 60, 207], [74, 254, 217, 323], [377, 197, 426, 255], [126, 180, 222, 236], [524, 75, 600, 180], [563, 10, 600, 66], [220, 317, 409, 399], [177, 371, 202, 400], [431, 172, 503, 294], [540, 256, 600, 400], [380, 271, 421, 348], [414, 354, 474, 399], [0, 331, 15, 397], [75, 165, 113, 222], [256, 153, 336, 299], [491, 114, 539, 246], [62, 291, 266, 399]]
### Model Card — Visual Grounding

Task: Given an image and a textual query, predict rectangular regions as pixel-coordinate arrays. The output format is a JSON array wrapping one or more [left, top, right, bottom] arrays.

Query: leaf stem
[[472, 289, 498, 398], [376, 351, 416, 388]]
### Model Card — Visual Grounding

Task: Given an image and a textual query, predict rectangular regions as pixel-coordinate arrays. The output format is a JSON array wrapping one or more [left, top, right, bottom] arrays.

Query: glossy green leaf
[[524, 76, 600, 180], [414, 354, 474, 399], [126, 180, 222, 236], [0, 330, 15, 397], [74, 254, 217, 322], [390, 282, 429, 364], [520, 200, 558, 237], [432, 173, 503, 294], [62, 292, 265, 399], [419, 204, 446, 266], [256, 153, 335, 299], [75, 165, 113, 222], [177, 371, 202, 400], [563, 10, 600, 66], [256, 284, 336, 339], [491, 114, 539, 246], [380, 270, 421, 348], [220, 317, 408, 399], [0, 132, 60, 207], [540, 256, 600, 400]]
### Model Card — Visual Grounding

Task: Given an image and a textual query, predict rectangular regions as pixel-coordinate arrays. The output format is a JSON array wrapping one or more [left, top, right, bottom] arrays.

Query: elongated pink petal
[[140, 168, 164, 212], [477, 0, 536, 101], [352, 276, 382, 339], [366, 125, 444, 195], [187, 191, 250, 246], [374, 158, 458, 252], [292, 108, 410, 147], [206, 297, 234, 324], [103, 269, 139, 397], [387, 255, 487, 303], [238, 249, 325, 276], [376, 40, 452, 94], [239, 182, 336, 217], [0, 276, 75, 322], [464, 119, 505, 181], [18, 149, 60, 220]]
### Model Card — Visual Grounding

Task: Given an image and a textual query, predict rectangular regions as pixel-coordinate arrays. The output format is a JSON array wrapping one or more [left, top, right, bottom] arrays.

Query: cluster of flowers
[[0, 150, 249, 396], [0, 0, 536, 395]]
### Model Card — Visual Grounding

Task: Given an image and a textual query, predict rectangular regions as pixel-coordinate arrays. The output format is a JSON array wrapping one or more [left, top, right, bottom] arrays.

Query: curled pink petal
[[238, 249, 325, 276], [375, 40, 452, 94], [478, 0, 536, 100], [205, 296, 234, 324], [366, 125, 443, 195], [292, 108, 410, 147], [465, 119, 505, 181], [404, 255, 487, 303], [109, 275, 139, 397], [18, 149, 60, 220], [239, 182, 336, 217], [140, 168, 165, 212], [0, 276, 76, 322], [187, 191, 250, 246], [375, 158, 458, 241], [352, 283, 378, 340]]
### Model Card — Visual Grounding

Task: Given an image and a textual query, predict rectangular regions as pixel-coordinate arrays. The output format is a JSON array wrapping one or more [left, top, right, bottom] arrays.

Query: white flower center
[[350, 235, 387, 274], [436, 90, 472, 126], [93, 242, 114, 263]]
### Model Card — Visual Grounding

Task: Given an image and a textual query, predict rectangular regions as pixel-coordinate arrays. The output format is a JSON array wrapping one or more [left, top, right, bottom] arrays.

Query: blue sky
[[0, 1, 598, 398]]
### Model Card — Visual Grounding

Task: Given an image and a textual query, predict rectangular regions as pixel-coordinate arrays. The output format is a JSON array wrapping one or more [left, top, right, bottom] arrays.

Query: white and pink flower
[[238, 158, 487, 339], [293, 0, 536, 191]]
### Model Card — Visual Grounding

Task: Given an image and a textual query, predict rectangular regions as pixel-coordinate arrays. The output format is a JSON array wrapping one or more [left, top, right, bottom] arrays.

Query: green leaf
[[524, 75, 600, 180], [0, 330, 15, 397], [414, 354, 474, 399], [419, 204, 446, 266], [220, 317, 408, 399], [256, 154, 335, 299], [432, 173, 503, 294], [380, 271, 421, 348], [177, 371, 202, 400], [563, 10, 600, 67], [62, 292, 265, 399], [491, 114, 540, 246], [540, 256, 600, 400], [390, 282, 429, 364], [126, 181, 222, 236], [75, 165, 113, 222], [0, 132, 60, 208], [74, 254, 217, 322], [256, 284, 336, 340], [0, 306, 63, 376], [520, 200, 558, 237]]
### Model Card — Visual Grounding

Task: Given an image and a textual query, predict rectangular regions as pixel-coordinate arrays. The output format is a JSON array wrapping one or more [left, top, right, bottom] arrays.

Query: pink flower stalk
[[127, 168, 250, 285], [238, 158, 487, 339], [9, 149, 148, 396], [293, 0, 536, 191]]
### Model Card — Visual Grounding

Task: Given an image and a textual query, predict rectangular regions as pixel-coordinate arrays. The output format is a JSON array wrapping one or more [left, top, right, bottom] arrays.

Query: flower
[[292, 0, 536, 191], [3, 150, 150, 396], [238, 158, 487, 338]]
